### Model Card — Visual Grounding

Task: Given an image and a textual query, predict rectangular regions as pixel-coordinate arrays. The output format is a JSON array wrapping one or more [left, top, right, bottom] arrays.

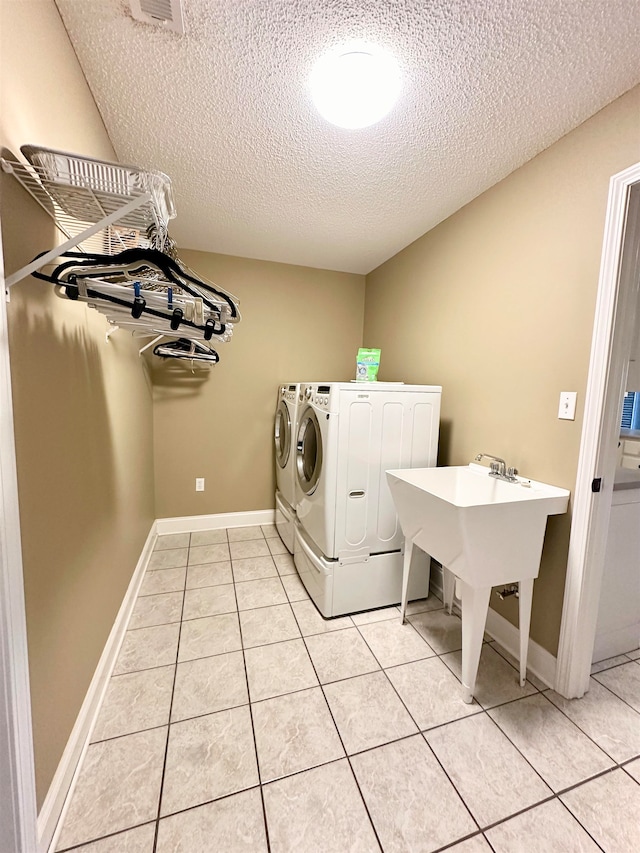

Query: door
[[296, 405, 323, 495], [274, 399, 291, 469]]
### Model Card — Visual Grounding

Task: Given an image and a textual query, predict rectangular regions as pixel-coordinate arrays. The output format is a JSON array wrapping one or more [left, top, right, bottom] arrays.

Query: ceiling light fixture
[[309, 48, 401, 129]]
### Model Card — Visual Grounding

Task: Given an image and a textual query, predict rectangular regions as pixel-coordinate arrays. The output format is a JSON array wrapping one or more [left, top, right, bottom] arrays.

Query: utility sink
[[386, 464, 570, 702], [386, 464, 570, 588]]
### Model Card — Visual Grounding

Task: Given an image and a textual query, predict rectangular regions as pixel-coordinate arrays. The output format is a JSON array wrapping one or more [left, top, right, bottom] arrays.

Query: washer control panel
[[312, 384, 332, 410], [299, 383, 333, 409]]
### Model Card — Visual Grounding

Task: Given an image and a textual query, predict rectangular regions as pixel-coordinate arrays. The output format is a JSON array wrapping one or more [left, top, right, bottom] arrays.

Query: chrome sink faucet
[[475, 453, 519, 483]]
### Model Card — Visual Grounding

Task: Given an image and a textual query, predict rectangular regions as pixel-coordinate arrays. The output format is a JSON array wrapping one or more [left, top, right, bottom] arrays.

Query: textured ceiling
[[54, 0, 640, 274]]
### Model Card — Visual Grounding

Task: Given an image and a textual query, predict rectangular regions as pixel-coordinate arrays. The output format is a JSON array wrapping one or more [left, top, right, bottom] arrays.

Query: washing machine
[[274, 383, 303, 552], [293, 381, 442, 616]]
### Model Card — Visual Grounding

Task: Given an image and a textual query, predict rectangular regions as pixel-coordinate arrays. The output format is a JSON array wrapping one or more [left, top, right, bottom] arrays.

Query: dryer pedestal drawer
[[275, 490, 295, 554], [293, 521, 431, 617]]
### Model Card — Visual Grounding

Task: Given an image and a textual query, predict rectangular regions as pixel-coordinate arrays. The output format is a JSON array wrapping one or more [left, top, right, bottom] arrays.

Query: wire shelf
[[1, 147, 177, 285]]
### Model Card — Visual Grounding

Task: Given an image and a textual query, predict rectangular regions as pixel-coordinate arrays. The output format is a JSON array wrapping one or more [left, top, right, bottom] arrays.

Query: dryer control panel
[[281, 384, 298, 405]]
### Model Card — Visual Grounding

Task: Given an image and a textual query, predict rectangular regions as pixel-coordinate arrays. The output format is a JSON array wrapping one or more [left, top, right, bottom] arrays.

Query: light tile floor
[[55, 524, 640, 852]]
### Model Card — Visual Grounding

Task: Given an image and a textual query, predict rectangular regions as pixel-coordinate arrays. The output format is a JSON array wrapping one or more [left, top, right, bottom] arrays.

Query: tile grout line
[[403, 605, 545, 699], [57, 527, 640, 850], [243, 580, 566, 845], [540, 686, 640, 766], [234, 557, 273, 853], [351, 618, 484, 842], [419, 722, 555, 840], [145, 784, 265, 825], [60, 540, 190, 851], [141, 568, 634, 850], [290, 606, 386, 853], [141, 531, 278, 835], [552, 799, 608, 853], [553, 762, 638, 798], [87, 668, 593, 754], [432, 830, 495, 853], [350, 602, 595, 839], [485, 640, 547, 692], [590, 654, 638, 675], [474, 791, 608, 853], [154, 535, 640, 847], [392, 623, 555, 837], [591, 669, 640, 715], [150, 526, 281, 850], [56, 821, 158, 853], [448, 697, 638, 842], [151, 531, 192, 853], [356, 632, 480, 846]]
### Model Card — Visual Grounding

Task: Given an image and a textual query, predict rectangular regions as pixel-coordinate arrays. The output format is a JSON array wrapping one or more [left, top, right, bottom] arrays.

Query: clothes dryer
[[294, 381, 442, 615], [274, 382, 302, 552]]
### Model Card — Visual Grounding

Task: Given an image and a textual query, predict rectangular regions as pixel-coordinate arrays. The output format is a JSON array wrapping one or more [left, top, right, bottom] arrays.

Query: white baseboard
[[485, 607, 557, 690], [39, 522, 158, 853], [429, 560, 444, 599], [40, 510, 276, 849], [156, 509, 275, 534], [428, 561, 557, 689]]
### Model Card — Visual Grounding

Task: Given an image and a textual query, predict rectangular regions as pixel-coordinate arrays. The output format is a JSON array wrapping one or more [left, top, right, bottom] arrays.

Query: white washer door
[[296, 405, 323, 496], [274, 399, 291, 469]]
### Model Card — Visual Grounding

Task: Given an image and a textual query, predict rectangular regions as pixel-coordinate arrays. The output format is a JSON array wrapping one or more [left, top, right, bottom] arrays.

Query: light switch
[[558, 391, 577, 420]]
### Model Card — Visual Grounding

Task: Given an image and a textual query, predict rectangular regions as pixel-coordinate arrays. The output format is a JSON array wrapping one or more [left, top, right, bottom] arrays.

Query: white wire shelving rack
[[1, 147, 239, 367], [1, 147, 176, 290]]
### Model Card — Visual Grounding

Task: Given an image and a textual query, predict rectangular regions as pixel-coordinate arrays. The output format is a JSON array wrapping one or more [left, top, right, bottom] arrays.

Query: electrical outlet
[[558, 391, 577, 420], [195, 478, 205, 492]]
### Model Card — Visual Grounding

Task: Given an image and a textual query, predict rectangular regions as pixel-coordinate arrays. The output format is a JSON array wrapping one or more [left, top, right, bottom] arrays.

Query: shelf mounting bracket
[[3, 192, 152, 291]]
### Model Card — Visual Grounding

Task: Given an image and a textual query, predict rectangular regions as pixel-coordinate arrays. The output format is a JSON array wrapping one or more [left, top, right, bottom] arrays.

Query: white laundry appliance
[[274, 382, 303, 552], [293, 381, 442, 616]]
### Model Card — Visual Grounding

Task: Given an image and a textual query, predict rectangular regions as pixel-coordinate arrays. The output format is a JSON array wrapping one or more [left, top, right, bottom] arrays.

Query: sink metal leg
[[399, 539, 414, 624], [518, 578, 534, 687], [459, 581, 491, 704]]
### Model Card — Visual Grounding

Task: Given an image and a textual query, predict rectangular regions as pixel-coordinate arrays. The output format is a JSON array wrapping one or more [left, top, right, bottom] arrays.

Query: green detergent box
[[356, 348, 381, 382]]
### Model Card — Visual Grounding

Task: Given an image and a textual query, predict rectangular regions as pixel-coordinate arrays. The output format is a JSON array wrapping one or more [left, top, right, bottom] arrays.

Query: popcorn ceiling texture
[[54, 0, 640, 274]]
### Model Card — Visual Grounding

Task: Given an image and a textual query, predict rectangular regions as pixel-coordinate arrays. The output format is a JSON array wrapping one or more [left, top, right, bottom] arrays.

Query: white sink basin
[[386, 463, 570, 702], [386, 463, 570, 588]]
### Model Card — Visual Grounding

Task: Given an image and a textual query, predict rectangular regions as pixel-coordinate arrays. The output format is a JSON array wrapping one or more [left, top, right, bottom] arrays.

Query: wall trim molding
[[0, 220, 39, 852], [41, 509, 276, 849], [156, 509, 275, 535], [40, 522, 158, 853], [485, 607, 557, 689], [429, 561, 444, 599]]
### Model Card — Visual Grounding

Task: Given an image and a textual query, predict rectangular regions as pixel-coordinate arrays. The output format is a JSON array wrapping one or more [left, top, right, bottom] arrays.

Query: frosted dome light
[[309, 49, 401, 129]]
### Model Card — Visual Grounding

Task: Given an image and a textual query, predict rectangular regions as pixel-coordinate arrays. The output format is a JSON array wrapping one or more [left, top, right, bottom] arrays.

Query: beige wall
[[365, 85, 640, 656], [1, 0, 155, 807], [153, 249, 365, 518], [2, 0, 637, 812]]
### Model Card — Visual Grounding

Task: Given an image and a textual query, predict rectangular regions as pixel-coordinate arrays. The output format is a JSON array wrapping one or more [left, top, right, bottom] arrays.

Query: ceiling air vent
[[130, 0, 184, 34]]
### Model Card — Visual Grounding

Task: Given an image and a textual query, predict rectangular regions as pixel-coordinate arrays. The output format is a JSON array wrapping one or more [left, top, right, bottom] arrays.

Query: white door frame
[[0, 222, 38, 850], [556, 162, 640, 698]]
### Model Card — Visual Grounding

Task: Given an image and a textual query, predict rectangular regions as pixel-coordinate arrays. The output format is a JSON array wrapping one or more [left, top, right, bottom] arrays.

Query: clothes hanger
[[52, 274, 230, 340], [152, 338, 219, 364], [33, 256, 237, 327], [31, 248, 240, 321]]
